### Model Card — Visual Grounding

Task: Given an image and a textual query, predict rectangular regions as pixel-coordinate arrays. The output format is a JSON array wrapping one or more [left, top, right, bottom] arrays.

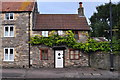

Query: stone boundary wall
[[90, 52, 120, 70]]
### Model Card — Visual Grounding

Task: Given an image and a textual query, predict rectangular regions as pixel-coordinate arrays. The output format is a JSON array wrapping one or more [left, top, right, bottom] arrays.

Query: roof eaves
[[32, 28, 90, 31]]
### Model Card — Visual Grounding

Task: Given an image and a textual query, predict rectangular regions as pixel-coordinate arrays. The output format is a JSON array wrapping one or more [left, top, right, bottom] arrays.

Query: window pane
[[10, 49, 13, 54], [42, 31, 48, 37], [5, 27, 9, 36], [5, 54, 8, 60], [74, 34, 79, 39], [58, 30, 63, 35], [41, 50, 48, 60], [45, 31, 48, 37], [70, 51, 74, 54], [10, 13, 13, 19], [70, 55, 74, 59], [75, 50, 79, 54], [10, 27, 14, 36], [75, 55, 79, 59], [9, 54, 14, 60], [5, 13, 9, 20], [5, 49, 8, 60], [5, 49, 8, 54]]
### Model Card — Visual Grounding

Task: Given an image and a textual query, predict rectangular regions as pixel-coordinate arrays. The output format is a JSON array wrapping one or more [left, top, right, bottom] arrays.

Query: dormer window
[[5, 13, 14, 20], [42, 31, 48, 37], [58, 30, 63, 35], [73, 31, 79, 40]]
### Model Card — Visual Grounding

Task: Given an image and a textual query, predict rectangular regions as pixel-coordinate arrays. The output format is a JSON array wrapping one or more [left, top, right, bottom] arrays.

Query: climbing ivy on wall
[[29, 30, 119, 53]]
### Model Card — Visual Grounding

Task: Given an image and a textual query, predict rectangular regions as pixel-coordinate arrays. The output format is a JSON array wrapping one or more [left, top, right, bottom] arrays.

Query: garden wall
[[90, 51, 120, 70]]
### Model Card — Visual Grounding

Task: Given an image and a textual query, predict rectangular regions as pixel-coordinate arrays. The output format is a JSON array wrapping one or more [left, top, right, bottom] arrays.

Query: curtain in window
[[5, 49, 8, 60], [10, 49, 14, 60], [10, 13, 13, 19], [10, 27, 14, 36], [5, 13, 9, 20], [41, 50, 48, 60], [58, 30, 63, 35], [5, 27, 9, 36], [42, 31, 48, 37]]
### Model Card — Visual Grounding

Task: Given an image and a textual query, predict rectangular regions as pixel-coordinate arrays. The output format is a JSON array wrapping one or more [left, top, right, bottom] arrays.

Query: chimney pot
[[79, 2, 83, 8], [79, 2, 82, 4], [78, 2, 84, 17]]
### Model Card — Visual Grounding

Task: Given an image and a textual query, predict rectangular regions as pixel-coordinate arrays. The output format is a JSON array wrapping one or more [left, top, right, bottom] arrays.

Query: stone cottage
[[0, 1, 90, 68]]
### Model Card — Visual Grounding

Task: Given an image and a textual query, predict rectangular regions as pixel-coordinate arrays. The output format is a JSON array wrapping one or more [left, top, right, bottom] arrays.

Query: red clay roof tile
[[2, 2, 34, 12], [34, 14, 90, 30]]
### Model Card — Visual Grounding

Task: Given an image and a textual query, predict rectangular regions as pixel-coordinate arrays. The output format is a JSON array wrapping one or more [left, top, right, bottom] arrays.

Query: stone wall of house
[[32, 31, 88, 42], [30, 45, 54, 68], [90, 52, 120, 70], [78, 31, 88, 43], [1, 12, 31, 68], [30, 30, 89, 68], [65, 49, 88, 67], [30, 45, 89, 68]]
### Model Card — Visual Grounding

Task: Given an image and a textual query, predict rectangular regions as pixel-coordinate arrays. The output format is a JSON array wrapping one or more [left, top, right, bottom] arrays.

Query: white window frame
[[4, 25, 14, 37], [42, 31, 48, 37], [4, 13, 14, 20], [4, 48, 14, 61], [58, 30, 63, 35]]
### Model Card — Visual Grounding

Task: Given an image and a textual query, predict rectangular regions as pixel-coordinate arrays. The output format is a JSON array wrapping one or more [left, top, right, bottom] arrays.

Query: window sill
[[4, 36, 14, 38], [3, 60, 14, 62], [4, 19, 14, 20]]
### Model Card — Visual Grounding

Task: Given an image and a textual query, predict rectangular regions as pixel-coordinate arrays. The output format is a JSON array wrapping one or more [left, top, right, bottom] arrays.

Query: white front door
[[55, 50, 64, 68]]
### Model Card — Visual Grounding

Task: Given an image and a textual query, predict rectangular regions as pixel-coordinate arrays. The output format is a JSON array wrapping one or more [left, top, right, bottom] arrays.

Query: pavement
[[1, 67, 120, 80]]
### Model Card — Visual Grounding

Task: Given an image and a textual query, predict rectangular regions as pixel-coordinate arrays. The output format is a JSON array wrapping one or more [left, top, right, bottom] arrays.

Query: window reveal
[[69, 49, 80, 60], [40, 49, 48, 60]]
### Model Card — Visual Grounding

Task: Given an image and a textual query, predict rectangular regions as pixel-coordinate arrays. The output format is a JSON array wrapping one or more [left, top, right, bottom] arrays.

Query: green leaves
[[90, 3, 120, 40], [29, 30, 119, 53]]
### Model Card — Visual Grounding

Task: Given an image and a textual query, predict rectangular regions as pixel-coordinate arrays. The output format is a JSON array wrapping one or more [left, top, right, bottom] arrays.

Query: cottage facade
[[0, 1, 90, 68]]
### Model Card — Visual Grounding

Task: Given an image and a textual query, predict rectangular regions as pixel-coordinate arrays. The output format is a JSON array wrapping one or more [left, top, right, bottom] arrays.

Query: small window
[[58, 30, 63, 35], [4, 25, 14, 37], [5, 13, 14, 20], [40, 49, 48, 60], [5, 13, 9, 20], [69, 49, 80, 60], [42, 31, 48, 37], [73, 31, 79, 40], [4, 48, 14, 61]]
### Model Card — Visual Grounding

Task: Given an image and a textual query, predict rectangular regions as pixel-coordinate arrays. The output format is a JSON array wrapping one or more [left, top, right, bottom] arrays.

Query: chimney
[[78, 2, 84, 17]]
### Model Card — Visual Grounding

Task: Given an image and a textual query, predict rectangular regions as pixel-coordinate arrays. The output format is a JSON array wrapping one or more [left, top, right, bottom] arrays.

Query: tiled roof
[[34, 14, 90, 30], [2, 2, 34, 12]]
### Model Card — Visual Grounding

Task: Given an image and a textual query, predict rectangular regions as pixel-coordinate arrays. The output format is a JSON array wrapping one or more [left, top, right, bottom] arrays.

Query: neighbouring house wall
[[1, 12, 31, 68], [90, 52, 120, 70], [0, 13, 2, 66]]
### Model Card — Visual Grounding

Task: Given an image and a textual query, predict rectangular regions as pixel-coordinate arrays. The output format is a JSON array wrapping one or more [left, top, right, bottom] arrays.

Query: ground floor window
[[69, 49, 80, 60], [4, 48, 14, 61], [40, 49, 48, 60]]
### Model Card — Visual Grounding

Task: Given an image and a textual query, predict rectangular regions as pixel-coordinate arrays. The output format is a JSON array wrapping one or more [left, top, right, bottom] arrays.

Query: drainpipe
[[109, 0, 114, 71], [28, 12, 31, 68]]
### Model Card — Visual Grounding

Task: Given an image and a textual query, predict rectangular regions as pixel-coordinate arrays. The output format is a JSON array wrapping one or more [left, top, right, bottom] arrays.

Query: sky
[[37, 1, 119, 24]]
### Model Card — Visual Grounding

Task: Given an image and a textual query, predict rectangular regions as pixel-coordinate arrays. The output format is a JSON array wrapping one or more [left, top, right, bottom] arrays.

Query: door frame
[[53, 46, 66, 68]]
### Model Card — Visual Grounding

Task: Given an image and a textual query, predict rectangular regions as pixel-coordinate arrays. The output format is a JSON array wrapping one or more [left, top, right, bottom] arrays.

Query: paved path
[[1, 67, 120, 80]]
